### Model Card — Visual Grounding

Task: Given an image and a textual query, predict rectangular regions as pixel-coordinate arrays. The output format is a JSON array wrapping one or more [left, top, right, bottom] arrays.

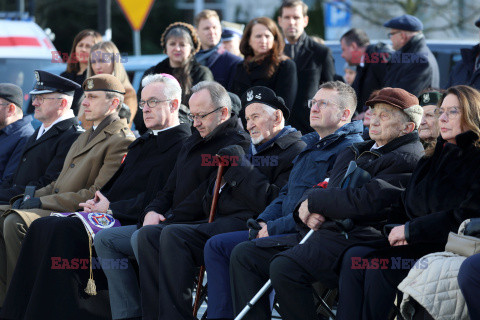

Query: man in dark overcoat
[[0, 70, 83, 204], [383, 15, 439, 95]]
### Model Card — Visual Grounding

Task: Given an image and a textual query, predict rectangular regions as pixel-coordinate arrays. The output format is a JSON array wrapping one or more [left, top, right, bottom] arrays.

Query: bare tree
[[350, 0, 480, 35]]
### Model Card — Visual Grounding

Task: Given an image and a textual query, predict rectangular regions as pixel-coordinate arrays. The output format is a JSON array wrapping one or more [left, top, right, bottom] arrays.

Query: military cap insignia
[[34, 71, 40, 82], [246, 90, 253, 101], [422, 93, 430, 103], [87, 79, 94, 90], [255, 93, 262, 99]]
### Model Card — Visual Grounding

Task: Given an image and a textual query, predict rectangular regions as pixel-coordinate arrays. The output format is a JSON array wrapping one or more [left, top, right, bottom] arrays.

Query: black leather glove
[[217, 145, 245, 158], [247, 218, 262, 240], [11, 198, 23, 209], [19, 197, 42, 209]]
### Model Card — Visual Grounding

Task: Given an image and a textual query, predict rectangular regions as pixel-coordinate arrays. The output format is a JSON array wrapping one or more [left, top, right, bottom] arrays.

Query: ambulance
[[0, 19, 57, 112]]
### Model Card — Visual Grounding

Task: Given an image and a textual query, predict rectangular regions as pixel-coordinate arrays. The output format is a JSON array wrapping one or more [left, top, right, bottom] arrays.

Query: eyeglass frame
[[138, 98, 171, 110], [307, 99, 342, 110], [32, 95, 63, 104], [434, 106, 461, 120], [187, 107, 223, 121], [387, 31, 402, 38]]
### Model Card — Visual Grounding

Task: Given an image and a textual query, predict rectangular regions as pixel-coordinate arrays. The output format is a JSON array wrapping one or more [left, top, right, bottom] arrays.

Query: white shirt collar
[[370, 143, 382, 150], [36, 109, 75, 140], [151, 124, 179, 135]]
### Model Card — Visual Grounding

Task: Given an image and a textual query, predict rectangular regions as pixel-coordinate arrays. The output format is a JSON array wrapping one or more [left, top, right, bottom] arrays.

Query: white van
[[0, 19, 57, 112]]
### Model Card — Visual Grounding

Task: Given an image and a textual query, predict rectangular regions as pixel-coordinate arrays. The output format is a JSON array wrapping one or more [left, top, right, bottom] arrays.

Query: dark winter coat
[[267, 132, 424, 280], [446, 44, 480, 90], [0, 115, 35, 182], [139, 116, 250, 226], [169, 129, 306, 226], [196, 47, 243, 89], [0, 117, 83, 203], [103, 124, 191, 225], [285, 33, 336, 134], [302, 131, 425, 228], [231, 58, 297, 114], [352, 42, 392, 113], [256, 121, 364, 236], [391, 131, 480, 247], [384, 34, 439, 96]]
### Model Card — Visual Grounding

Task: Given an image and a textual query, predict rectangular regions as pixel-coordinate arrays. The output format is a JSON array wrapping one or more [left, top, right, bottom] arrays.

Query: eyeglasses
[[307, 99, 341, 109], [32, 95, 63, 104], [434, 107, 461, 120], [0, 103, 10, 107], [187, 107, 223, 121], [387, 31, 401, 38], [139, 98, 171, 110]]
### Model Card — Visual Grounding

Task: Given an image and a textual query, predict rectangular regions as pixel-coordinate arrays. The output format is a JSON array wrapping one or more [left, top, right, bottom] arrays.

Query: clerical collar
[[151, 124, 179, 135]]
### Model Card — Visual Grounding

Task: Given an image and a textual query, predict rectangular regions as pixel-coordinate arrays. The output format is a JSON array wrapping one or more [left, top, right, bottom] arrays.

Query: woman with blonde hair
[[336, 85, 480, 320], [60, 29, 102, 114], [83, 41, 137, 127], [231, 17, 297, 117]]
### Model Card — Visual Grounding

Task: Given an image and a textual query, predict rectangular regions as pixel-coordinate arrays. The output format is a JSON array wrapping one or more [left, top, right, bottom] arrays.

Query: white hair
[[142, 74, 182, 104]]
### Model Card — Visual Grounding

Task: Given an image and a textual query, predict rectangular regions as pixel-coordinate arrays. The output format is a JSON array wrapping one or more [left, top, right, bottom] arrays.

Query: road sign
[[115, 0, 155, 31]]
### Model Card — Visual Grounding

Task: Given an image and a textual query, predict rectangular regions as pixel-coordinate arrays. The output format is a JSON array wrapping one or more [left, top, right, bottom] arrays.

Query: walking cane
[[193, 155, 227, 318], [233, 229, 314, 320]]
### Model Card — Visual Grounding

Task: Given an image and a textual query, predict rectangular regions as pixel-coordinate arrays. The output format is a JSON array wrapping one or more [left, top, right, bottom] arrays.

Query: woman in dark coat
[[336, 85, 480, 320], [230, 17, 297, 122], [134, 22, 213, 133]]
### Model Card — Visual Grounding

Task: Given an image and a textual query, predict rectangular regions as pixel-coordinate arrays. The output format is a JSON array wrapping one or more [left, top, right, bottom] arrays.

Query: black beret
[[384, 14, 423, 32], [0, 83, 23, 108], [30, 70, 81, 96], [241, 86, 290, 120], [418, 91, 442, 107]]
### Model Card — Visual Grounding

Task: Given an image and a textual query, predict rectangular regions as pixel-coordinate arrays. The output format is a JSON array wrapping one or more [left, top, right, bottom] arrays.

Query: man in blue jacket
[[203, 80, 363, 320], [0, 84, 34, 182]]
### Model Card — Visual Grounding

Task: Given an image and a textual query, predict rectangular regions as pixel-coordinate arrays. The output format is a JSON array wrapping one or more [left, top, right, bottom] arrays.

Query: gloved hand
[[19, 197, 42, 209], [217, 145, 245, 158], [247, 218, 262, 240], [11, 198, 23, 209]]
